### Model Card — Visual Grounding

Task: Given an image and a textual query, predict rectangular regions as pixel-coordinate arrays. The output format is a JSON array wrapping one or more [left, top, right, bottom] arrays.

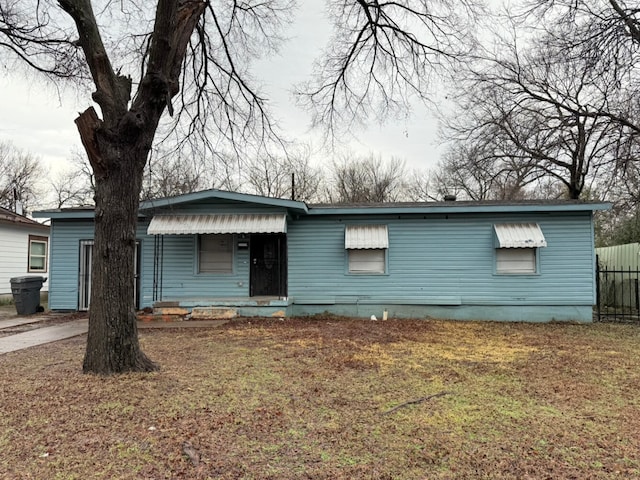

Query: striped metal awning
[[147, 214, 287, 235], [494, 223, 547, 248], [344, 225, 389, 249]]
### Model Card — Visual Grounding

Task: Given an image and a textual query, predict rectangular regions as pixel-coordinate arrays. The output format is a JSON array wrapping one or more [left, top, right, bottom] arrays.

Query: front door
[[250, 234, 286, 297]]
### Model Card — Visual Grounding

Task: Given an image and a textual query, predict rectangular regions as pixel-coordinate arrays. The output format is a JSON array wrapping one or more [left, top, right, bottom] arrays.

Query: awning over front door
[[494, 223, 547, 248], [147, 214, 287, 235]]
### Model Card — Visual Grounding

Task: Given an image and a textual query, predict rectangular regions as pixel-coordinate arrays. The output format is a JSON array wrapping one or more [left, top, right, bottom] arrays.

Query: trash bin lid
[[10, 276, 46, 283]]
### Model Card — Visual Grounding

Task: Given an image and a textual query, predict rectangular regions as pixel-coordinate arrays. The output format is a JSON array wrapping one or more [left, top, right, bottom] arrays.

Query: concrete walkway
[[0, 318, 228, 354], [0, 318, 88, 354], [0, 315, 52, 330]]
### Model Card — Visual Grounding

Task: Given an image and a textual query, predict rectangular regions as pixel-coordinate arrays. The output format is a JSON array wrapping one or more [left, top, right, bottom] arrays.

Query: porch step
[[191, 307, 238, 319], [138, 306, 189, 322], [139, 306, 238, 322]]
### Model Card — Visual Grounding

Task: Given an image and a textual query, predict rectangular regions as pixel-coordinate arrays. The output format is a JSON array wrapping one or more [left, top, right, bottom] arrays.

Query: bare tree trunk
[[82, 142, 158, 373], [67, 1, 206, 375]]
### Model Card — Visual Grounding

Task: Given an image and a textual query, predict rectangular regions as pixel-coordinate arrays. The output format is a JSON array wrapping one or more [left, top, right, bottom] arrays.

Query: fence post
[[596, 255, 601, 322]]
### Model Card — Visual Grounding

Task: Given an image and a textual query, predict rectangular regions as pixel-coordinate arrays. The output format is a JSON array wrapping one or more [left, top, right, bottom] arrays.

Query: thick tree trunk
[[65, 0, 206, 375], [82, 144, 158, 374]]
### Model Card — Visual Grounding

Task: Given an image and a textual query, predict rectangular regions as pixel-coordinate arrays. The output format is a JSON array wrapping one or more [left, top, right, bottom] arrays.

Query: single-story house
[[0, 206, 49, 296], [34, 189, 609, 322]]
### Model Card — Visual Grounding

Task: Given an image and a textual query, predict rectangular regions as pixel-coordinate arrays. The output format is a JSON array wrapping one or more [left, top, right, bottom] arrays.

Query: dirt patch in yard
[[0, 316, 639, 479]]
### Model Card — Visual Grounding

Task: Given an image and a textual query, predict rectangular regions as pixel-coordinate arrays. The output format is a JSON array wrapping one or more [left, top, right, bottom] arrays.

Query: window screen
[[199, 234, 233, 273], [496, 248, 536, 274], [348, 249, 386, 274]]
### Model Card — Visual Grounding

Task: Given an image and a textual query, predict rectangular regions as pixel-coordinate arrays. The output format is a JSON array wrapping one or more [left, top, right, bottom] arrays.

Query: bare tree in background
[[525, 0, 640, 135], [441, 24, 630, 200], [245, 145, 324, 202], [430, 141, 542, 201], [50, 149, 95, 208], [50, 169, 93, 208], [327, 154, 407, 203], [142, 150, 210, 200], [0, 141, 46, 213], [403, 168, 438, 202], [298, 0, 480, 138], [0, 0, 479, 374], [51, 147, 209, 206]]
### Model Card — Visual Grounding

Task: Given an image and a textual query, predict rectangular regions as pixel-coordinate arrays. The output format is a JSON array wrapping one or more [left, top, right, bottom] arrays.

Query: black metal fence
[[596, 259, 640, 323]]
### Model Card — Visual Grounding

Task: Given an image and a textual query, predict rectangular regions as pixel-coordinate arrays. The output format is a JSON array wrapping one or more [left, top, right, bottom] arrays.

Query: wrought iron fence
[[596, 258, 640, 323]]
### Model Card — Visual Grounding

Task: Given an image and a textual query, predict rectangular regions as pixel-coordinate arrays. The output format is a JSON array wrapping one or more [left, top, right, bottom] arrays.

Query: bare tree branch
[[297, 0, 480, 139]]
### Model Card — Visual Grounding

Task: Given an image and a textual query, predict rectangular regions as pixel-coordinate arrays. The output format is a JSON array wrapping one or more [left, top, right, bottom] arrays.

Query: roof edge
[[140, 188, 308, 213], [33, 197, 611, 220], [0, 206, 50, 229], [307, 201, 610, 215]]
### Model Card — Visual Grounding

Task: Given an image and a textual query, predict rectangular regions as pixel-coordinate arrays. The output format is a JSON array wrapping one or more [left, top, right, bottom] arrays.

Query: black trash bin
[[10, 276, 47, 315]]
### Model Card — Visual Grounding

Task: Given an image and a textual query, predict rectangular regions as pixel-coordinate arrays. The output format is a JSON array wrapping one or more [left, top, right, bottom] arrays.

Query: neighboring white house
[[0, 206, 49, 296]]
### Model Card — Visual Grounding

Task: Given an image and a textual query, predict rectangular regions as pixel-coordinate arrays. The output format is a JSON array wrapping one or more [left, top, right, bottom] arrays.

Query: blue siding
[[155, 233, 250, 300], [49, 220, 154, 311], [48, 198, 598, 322], [48, 220, 93, 310], [287, 212, 596, 313]]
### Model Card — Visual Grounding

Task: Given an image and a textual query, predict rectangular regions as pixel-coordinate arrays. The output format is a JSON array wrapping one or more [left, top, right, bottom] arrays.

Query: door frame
[[78, 240, 141, 311], [249, 233, 287, 297]]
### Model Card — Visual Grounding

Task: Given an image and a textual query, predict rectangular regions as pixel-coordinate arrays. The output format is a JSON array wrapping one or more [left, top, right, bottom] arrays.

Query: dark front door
[[250, 234, 286, 297]]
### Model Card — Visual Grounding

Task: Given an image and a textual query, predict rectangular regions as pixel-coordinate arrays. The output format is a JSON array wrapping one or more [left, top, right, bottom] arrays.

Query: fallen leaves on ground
[[1, 316, 639, 479]]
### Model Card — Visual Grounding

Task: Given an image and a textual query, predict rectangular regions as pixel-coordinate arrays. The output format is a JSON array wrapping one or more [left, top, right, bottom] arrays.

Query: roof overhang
[[147, 214, 287, 235], [494, 223, 547, 248], [0, 217, 49, 231], [345, 225, 389, 249]]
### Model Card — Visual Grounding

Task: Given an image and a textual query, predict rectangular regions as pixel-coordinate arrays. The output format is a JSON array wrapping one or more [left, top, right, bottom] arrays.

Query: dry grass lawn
[[1, 316, 639, 479]]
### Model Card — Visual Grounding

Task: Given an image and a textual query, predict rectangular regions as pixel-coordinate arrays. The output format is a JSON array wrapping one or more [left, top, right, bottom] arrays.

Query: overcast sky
[[0, 2, 443, 187]]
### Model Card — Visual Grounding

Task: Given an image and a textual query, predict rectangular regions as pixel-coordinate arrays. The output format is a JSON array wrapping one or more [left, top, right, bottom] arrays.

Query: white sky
[[0, 2, 444, 192]]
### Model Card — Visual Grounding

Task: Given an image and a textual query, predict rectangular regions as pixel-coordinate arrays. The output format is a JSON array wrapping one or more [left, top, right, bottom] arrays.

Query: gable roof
[[140, 188, 308, 213], [0, 206, 49, 231]]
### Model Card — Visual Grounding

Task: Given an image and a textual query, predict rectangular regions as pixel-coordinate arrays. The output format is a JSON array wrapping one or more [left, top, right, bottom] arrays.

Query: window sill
[[346, 272, 389, 276], [494, 272, 540, 276]]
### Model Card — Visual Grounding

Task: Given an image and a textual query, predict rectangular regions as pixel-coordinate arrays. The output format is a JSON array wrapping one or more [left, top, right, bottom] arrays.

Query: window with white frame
[[28, 235, 48, 273], [348, 248, 386, 274], [199, 234, 233, 273], [496, 248, 536, 274]]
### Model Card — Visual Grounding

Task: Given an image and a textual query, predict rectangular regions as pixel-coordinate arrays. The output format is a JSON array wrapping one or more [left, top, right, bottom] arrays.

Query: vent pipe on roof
[[443, 194, 456, 202], [13, 186, 23, 215], [291, 173, 295, 201]]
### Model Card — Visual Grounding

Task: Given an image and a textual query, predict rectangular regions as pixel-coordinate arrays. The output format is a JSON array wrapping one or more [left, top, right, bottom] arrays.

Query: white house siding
[[0, 223, 49, 295]]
